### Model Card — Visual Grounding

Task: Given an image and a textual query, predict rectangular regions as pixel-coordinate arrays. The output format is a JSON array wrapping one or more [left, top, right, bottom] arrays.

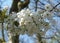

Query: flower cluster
[[17, 9, 41, 35], [7, 8, 56, 36], [16, 9, 54, 36], [45, 4, 53, 11]]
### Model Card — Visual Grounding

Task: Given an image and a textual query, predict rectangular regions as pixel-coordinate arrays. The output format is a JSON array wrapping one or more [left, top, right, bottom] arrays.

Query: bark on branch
[[9, 0, 20, 13], [9, 0, 30, 13]]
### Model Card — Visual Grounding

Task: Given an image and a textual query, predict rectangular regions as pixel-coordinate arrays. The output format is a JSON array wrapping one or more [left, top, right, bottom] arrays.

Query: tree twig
[[50, 2, 60, 11]]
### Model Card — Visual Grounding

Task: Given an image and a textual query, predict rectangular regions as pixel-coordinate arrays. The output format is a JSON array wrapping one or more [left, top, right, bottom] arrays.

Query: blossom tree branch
[[9, 0, 30, 43], [50, 2, 60, 11]]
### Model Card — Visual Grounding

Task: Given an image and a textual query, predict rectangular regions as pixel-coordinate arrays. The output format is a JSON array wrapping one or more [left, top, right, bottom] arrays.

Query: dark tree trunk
[[12, 35, 19, 43], [9, 0, 30, 13], [9, 0, 20, 42], [8, 32, 19, 43], [9, 0, 20, 13]]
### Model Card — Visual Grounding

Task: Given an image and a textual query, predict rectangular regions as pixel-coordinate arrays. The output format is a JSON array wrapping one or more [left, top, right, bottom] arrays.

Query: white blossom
[[41, 11, 52, 19], [45, 4, 53, 11], [6, 8, 57, 36], [16, 9, 51, 35]]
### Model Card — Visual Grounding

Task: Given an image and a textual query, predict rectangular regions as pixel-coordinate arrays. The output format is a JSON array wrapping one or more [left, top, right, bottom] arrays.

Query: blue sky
[[0, 0, 12, 9]]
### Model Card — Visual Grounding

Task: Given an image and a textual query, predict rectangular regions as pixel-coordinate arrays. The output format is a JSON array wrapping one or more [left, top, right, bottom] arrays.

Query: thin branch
[[2, 22, 5, 42], [35, 0, 38, 11], [39, 1, 45, 5], [42, 36, 53, 39], [50, 2, 60, 11], [37, 7, 46, 10]]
